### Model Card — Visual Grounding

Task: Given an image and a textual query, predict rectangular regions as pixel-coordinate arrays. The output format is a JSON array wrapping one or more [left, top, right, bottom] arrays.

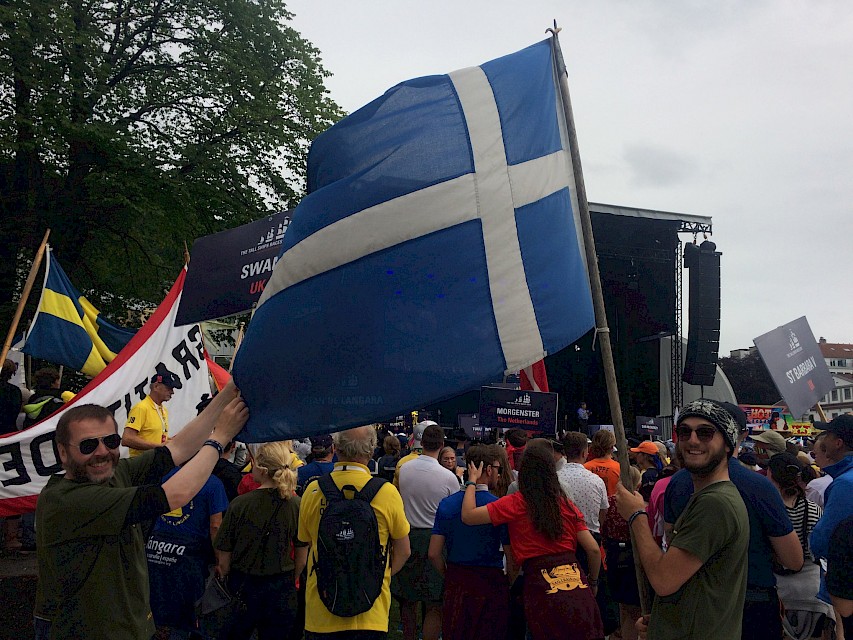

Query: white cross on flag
[[234, 39, 594, 440]]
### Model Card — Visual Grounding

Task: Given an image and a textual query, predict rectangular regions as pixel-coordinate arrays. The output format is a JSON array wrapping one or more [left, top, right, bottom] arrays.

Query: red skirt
[[442, 563, 509, 640], [522, 551, 604, 640]]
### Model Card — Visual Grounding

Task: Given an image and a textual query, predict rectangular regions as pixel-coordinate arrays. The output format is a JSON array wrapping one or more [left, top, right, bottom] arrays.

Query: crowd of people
[[2, 364, 851, 640]]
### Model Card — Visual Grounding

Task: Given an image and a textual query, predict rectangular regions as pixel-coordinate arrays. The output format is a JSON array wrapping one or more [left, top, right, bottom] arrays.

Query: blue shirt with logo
[[433, 488, 509, 568]]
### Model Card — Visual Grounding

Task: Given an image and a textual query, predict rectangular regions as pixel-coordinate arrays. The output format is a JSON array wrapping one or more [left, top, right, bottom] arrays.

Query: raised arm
[[166, 380, 242, 466], [461, 462, 493, 526], [161, 393, 248, 510]]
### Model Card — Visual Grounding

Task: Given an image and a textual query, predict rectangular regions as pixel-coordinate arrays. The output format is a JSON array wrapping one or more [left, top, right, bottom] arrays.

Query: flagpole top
[[547, 20, 561, 36]]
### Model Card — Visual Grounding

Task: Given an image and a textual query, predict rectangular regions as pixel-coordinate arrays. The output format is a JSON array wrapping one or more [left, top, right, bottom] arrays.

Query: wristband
[[628, 510, 648, 528], [203, 439, 224, 456], [464, 481, 476, 488]]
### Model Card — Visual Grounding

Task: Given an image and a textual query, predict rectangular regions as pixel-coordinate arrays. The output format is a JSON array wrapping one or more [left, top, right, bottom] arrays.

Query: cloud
[[623, 143, 698, 188]]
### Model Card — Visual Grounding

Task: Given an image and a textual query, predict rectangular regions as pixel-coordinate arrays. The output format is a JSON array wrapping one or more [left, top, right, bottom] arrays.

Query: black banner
[[479, 386, 558, 432], [636, 416, 662, 434], [176, 211, 291, 325]]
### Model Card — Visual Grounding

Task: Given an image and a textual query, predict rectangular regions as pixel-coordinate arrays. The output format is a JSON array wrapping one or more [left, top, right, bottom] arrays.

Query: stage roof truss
[[590, 202, 712, 235]]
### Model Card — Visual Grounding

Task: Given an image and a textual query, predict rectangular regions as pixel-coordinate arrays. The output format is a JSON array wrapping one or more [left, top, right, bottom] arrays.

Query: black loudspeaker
[[682, 241, 721, 387]]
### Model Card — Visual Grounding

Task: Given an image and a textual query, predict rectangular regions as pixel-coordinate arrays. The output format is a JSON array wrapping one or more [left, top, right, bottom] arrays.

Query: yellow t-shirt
[[392, 450, 420, 487], [298, 462, 410, 633], [125, 396, 168, 457]]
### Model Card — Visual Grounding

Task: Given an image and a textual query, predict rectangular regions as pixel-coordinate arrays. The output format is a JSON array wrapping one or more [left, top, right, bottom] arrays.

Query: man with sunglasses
[[122, 370, 181, 456], [34, 381, 248, 640], [662, 401, 803, 640], [614, 398, 750, 640]]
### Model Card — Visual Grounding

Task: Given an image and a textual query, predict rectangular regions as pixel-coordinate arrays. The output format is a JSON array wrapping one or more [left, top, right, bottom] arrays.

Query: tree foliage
[[0, 0, 341, 328], [718, 352, 781, 405]]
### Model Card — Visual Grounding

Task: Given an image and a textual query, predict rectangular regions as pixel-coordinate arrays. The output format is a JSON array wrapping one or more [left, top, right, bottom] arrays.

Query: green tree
[[0, 0, 341, 328], [718, 352, 781, 405]]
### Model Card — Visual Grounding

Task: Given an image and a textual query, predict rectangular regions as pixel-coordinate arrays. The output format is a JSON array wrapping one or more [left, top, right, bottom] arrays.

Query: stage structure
[[425, 202, 732, 438]]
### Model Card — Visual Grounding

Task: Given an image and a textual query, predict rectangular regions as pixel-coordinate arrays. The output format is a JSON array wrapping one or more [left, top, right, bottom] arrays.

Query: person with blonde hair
[[296, 425, 411, 639], [215, 441, 305, 639], [440, 446, 464, 486]]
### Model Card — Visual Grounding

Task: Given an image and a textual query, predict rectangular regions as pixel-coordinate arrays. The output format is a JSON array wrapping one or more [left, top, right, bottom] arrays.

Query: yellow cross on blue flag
[[22, 248, 136, 377]]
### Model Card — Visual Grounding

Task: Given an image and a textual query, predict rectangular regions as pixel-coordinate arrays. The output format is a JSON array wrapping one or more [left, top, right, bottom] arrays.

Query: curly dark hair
[[518, 439, 567, 540]]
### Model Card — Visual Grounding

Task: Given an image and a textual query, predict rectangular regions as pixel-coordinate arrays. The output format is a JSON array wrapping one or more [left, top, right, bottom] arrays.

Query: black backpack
[[314, 475, 389, 617]]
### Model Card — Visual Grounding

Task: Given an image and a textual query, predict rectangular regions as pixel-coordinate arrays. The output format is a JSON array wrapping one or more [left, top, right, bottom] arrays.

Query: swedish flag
[[22, 248, 136, 376]]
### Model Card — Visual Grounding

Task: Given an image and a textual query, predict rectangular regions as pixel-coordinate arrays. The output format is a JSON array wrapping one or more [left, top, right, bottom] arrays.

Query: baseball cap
[[824, 414, 853, 449], [151, 371, 181, 389], [630, 441, 659, 456], [412, 420, 437, 447], [751, 429, 787, 455], [310, 434, 334, 450]]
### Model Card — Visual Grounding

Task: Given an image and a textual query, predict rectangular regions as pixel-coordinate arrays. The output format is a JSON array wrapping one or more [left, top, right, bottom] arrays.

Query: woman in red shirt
[[462, 439, 603, 640]]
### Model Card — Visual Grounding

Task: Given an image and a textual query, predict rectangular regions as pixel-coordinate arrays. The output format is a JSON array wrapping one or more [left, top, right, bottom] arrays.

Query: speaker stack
[[682, 240, 721, 387]]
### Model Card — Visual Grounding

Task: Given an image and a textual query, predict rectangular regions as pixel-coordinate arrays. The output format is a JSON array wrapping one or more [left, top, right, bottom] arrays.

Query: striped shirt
[[786, 496, 823, 560]]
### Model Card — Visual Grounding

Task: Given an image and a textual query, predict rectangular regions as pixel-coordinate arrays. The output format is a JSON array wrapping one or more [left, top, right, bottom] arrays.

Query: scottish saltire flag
[[234, 39, 594, 441], [23, 248, 137, 377]]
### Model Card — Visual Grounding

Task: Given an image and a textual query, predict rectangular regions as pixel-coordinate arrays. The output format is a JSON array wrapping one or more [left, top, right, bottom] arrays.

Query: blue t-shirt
[[664, 457, 792, 589], [153, 468, 229, 542], [297, 460, 335, 493], [432, 488, 509, 568]]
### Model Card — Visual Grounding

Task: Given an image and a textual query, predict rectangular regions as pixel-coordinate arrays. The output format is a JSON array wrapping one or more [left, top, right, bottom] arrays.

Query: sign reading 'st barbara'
[[479, 386, 558, 432], [753, 316, 834, 418]]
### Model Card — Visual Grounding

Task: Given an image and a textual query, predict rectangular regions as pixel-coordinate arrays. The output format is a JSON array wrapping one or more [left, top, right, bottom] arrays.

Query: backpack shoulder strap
[[318, 474, 344, 503], [357, 477, 387, 504]]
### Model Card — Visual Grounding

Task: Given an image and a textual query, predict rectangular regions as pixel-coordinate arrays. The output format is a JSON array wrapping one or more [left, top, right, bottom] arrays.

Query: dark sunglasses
[[675, 426, 717, 442], [70, 433, 122, 455], [488, 464, 503, 473]]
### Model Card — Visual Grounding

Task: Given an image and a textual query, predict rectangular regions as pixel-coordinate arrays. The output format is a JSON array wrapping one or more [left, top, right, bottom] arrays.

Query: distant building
[[815, 338, 853, 420], [818, 338, 853, 375], [729, 347, 757, 359]]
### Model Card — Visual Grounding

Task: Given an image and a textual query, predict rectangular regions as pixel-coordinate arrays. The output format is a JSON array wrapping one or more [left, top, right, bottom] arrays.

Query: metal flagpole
[[0, 229, 51, 366], [548, 24, 652, 614]]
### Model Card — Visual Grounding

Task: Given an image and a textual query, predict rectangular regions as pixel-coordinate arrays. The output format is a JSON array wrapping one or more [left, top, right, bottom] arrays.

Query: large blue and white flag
[[234, 39, 594, 441]]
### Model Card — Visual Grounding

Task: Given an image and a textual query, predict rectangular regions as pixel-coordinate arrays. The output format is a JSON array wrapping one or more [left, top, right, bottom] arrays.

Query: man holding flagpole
[[35, 380, 248, 640]]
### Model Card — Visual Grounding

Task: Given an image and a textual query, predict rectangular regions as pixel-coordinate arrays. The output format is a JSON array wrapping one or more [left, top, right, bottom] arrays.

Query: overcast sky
[[288, 0, 852, 354]]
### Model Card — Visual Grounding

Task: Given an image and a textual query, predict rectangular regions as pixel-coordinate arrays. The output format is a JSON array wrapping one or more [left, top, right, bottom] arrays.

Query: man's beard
[[682, 445, 727, 478], [64, 452, 119, 483]]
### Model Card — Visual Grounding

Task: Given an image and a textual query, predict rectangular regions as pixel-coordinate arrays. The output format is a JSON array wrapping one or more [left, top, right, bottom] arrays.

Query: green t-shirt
[[649, 479, 749, 640], [215, 488, 305, 575], [35, 449, 171, 640]]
